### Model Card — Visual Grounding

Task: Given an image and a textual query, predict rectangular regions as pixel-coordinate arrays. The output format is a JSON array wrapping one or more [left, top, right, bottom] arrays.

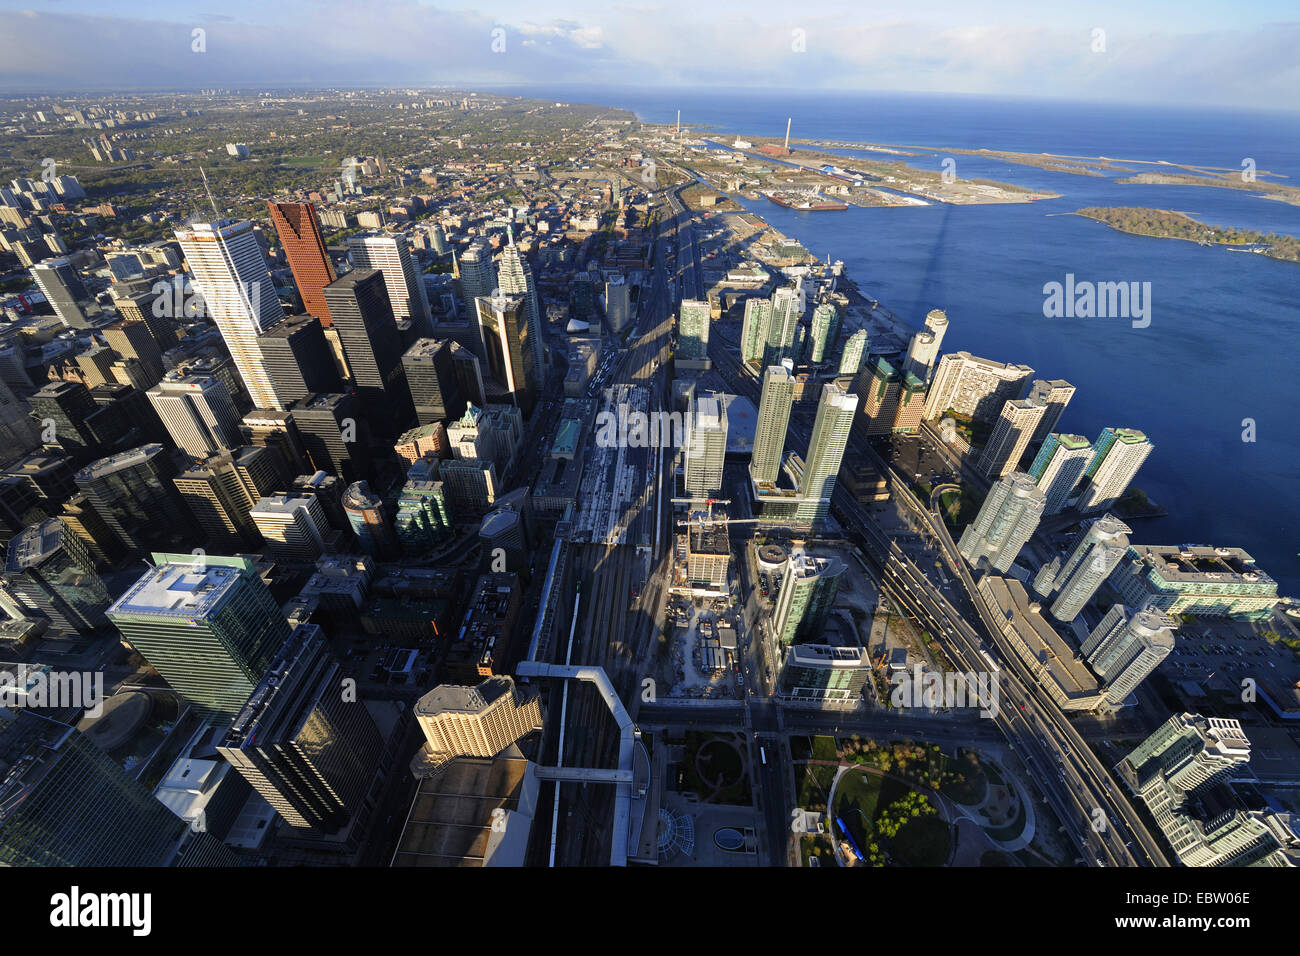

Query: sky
[[1, 1, 1296, 111]]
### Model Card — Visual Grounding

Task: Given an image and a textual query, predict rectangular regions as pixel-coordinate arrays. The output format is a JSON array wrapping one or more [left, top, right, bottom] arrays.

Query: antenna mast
[[200, 166, 220, 219]]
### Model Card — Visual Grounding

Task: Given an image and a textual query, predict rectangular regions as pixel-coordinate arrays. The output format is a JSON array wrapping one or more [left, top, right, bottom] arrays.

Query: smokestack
[[784, 117, 791, 152]]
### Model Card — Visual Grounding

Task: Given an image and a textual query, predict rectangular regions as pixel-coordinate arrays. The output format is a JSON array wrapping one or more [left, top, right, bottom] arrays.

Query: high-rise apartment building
[[1109, 545, 1279, 621], [1076, 427, 1153, 514], [685, 394, 727, 498], [1028, 433, 1093, 514], [1034, 513, 1131, 622], [922, 350, 1034, 423], [107, 554, 290, 720], [797, 377, 858, 525], [808, 299, 843, 365], [901, 308, 948, 383], [749, 362, 795, 486], [839, 329, 869, 377], [958, 471, 1045, 574], [1026, 378, 1075, 445], [267, 202, 337, 326], [1082, 604, 1177, 705], [678, 298, 711, 369], [175, 218, 286, 410], [978, 395, 1049, 479], [772, 549, 845, 646]]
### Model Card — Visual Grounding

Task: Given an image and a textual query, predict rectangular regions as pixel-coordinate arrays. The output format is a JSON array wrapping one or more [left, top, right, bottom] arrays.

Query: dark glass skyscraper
[[218, 623, 381, 832], [0, 712, 187, 866], [323, 269, 415, 437]]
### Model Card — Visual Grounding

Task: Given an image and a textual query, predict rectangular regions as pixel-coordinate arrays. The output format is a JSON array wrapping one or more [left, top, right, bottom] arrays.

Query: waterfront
[[511, 86, 1300, 594]]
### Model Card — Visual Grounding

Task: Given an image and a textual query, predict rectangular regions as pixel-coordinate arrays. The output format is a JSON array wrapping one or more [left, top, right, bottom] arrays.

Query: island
[[1073, 207, 1300, 264]]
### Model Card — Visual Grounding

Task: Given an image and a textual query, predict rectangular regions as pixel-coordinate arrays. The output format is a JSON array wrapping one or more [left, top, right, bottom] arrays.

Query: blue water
[[507, 85, 1300, 595]]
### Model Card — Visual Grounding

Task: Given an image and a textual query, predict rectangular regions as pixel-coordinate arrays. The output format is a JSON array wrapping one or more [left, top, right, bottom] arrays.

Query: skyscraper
[[808, 299, 842, 365], [750, 362, 796, 486], [958, 472, 1045, 574], [29, 380, 100, 463], [323, 269, 415, 435], [74, 444, 194, 554], [289, 393, 365, 483], [1119, 713, 1251, 802], [838, 328, 869, 377], [740, 296, 772, 366], [2, 518, 111, 634], [1026, 378, 1075, 445], [456, 238, 495, 323], [175, 218, 286, 410], [772, 549, 845, 645], [496, 237, 545, 384], [901, 308, 948, 383], [402, 338, 466, 426], [685, 394, 727, 498], [1028, 433, 1093, 515], [797, 377, 858, 525], [1077, 427, 1153, 513], [107, 553, 290, 720], [347, 233, 432, 335], [475, 293, 536, 417], [765, 286, 802, 367], [30, 258, 94, 328], [1034, 513, 1131, 622], [110, 282, 179, 353], [413, 675, 542, 769], [250, 494, 331, 562], [678, 299, 711, 369], [256, 314, 342, 405], [922, 350, 1034, 423], [103, 318, 165, 385], [267, 201, 337, 326], [343, 480, 397, 558], [605, 276, 631, 334], [0, 712, 188, 866], [1082, 604, 1177, 705], [147, 374, 242, 459], [173, 446, 281, 551], [978, 395, 1049, 479], [218, 623, 381, 832], [855, 356, 901, 436]]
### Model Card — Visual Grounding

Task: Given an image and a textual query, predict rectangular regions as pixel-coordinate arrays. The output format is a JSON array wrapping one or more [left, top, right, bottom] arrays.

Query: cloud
[[0, 5, 1294, 111]]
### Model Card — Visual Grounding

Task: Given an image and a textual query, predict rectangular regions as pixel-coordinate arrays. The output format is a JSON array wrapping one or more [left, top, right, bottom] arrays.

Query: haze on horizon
[[0, 0, 1296, 113]]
